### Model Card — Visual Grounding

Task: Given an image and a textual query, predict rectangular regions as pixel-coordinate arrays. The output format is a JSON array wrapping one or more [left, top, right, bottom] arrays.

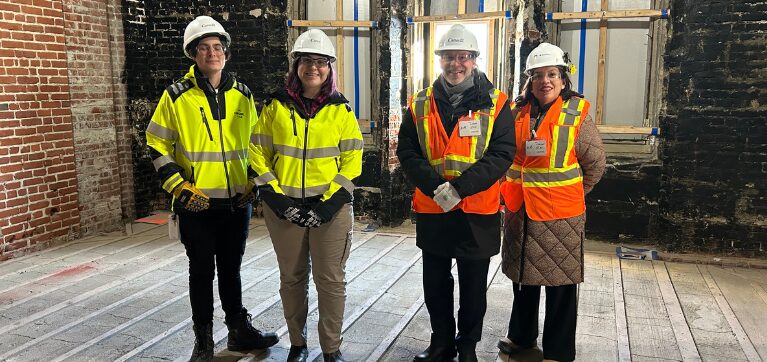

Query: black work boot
[[323, 350, 345, 362], [413, 344, 457, 361], [189, 322, 214, 362], [457, 342, 478, 362], [225, 309, 279, 351], [287, 345, 309, 362]]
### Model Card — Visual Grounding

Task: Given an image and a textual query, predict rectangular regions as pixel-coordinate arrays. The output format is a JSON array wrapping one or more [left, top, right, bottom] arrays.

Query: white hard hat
[[526, 43, 568, 73], [183, 16, 231, 59], [291, 29, 336, 60], [434, 24, 480, 56]]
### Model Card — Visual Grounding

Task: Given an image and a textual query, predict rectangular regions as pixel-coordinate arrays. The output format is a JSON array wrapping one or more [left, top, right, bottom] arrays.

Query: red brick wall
[[0, 0, 81, 259], [62, 0, 124, 234], [0, 0, 131, 260]]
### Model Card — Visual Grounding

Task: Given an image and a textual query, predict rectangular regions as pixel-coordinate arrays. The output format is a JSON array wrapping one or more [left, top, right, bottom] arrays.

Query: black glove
[[235, 178, 257, 208], [297, 209, 323, 228]]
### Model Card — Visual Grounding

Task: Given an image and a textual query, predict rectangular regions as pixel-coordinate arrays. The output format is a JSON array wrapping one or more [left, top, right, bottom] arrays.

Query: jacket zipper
[[200, 107, 213, 141], [212, 90, 233, 209], [301, 116, 309, 202], [291, 108, 297, 136]]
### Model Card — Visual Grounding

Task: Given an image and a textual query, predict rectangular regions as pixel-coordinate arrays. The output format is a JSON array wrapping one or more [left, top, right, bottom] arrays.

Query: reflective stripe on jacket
[[251, 96, 363, 202], [146, 65, 258, 200], [411, 87, 508, 214], [500, 96, 589, 221]]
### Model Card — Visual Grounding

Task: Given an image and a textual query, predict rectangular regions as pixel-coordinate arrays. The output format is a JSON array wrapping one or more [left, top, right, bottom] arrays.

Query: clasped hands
[[433, 181, 461, 212], [283, 206, 324, 228]]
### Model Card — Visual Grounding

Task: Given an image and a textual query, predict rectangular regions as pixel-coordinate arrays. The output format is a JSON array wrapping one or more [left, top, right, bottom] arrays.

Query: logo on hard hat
[[447, 38, 464, 43], [310, 39, 320, 43], [201, 23, 216, 28]]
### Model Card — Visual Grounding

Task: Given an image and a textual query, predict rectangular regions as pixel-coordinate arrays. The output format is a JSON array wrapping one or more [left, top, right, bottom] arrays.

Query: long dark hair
[[514, 66, 583, 107], [285, 53, 338, 114]]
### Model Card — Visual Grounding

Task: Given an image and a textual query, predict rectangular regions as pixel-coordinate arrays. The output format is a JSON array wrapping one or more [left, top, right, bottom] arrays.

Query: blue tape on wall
[[547, 12, 553, 21], [287, 19, 293, 27], [578, 0, 587, 94], [505, 10, 512, 19], [353, 0, 360, 118], [661, 8, 669, 18], [651, 127, 659, 136], [406, 16, 413, 24], [479, 0, 484, 13]]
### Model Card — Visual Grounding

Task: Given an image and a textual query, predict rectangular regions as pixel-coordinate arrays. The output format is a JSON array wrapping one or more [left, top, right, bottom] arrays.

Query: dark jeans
[[422, 251, 490, 347], [508, 283, 578, 361], [178, 205, 251, 325]]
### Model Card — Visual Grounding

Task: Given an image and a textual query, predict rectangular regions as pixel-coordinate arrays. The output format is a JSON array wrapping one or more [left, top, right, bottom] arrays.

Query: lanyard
[[530, 110, 546, 139]]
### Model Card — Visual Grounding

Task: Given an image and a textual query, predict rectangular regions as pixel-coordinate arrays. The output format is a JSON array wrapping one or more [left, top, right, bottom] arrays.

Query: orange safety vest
[[500, 96, 589, 221], [410, 87, 508, 214]]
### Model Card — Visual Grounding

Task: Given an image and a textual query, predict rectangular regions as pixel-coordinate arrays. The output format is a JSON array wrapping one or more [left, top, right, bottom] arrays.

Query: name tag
[[525, 139, 547, 156], [459, 120, 482, 137]]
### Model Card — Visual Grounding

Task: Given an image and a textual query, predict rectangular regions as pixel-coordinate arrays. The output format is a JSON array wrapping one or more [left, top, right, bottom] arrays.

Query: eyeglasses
[[441, 54, 475, 63], [298, 57, 331, 68], [196, 44, 226, 54], [530, 71, 562, 82]]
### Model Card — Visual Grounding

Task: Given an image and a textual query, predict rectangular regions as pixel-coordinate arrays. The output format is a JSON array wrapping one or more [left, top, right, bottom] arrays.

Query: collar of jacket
[[267, 88, 349, 119], [431, 70, 494, 112], [183, 65, 235, 96]]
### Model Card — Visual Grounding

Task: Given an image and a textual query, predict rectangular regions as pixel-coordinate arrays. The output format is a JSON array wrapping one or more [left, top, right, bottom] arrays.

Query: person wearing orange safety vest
[[396, 25, 515, 362], [145, 16, 278, 361], [496, 43, 605, 362]]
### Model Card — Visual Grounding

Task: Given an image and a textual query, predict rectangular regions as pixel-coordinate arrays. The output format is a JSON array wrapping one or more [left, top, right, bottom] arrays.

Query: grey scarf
[[439, 70, 475, 108]]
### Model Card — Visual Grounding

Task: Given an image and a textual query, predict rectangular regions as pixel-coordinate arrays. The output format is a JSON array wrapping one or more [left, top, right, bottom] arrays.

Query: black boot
[[323, 350, 345, 362], [413, 344, 457, 361], [225, 309, 279, 351], [457, 343, 478, 362], [189, 322, 213, 362], [287, 345, 309, 362]]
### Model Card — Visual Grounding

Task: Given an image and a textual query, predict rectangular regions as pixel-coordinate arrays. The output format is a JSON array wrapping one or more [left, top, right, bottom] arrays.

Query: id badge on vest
[[525, 139, 547, 156], [459, 119, 481, 137]]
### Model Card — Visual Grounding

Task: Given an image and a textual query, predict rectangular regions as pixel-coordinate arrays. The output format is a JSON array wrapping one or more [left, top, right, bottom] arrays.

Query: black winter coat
[[397, 72, 516, 259]]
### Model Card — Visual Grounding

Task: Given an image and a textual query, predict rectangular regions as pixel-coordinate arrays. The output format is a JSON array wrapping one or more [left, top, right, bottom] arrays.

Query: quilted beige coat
[[501, 112, 605, 286]]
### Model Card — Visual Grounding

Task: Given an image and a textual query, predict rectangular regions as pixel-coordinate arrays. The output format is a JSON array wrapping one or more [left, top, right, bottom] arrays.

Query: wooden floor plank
[[702, 265, 765, 361], [665, 262, 749, 361], [652, 261, 701, 361], [621, 259, 682, 360]]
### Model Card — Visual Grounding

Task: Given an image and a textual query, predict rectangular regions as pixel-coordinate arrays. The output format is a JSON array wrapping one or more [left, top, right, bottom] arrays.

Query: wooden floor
[[0, 218, 765, 362]]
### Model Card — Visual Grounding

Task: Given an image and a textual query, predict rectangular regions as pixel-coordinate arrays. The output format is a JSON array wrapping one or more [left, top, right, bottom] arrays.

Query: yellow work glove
[[236, 178, 257, 208], [172, 181, 210, 212]]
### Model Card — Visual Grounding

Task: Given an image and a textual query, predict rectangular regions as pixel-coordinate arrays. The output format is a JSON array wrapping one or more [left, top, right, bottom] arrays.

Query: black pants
[[422, 251, 490, 347], [508, 283, 578, 361], [178, 205, 251, 325]]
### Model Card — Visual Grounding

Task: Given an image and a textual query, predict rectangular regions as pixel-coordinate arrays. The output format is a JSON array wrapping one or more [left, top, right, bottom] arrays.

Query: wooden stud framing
[[407, 10, 511, 24], [287, 20, 377, 28], [550, 9, 666, 20], [546, 6, 669, 134], [595, 0, 608, 125]]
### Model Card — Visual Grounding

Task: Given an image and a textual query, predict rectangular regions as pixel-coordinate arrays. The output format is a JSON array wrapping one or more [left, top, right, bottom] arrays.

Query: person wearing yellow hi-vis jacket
[[145, 16, 278, 362], [251, 29, 362, 362]]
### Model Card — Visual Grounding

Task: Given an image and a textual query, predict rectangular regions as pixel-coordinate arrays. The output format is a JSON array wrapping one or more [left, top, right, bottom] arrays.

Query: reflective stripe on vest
[[411, 88, 500, 177], [410, 87, 507, 214], [502, 97, 589, 220]]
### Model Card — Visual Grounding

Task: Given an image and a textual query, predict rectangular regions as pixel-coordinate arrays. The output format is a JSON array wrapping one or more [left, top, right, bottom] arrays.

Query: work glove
[[172, 181, 210, 212], [235, 178, 257, 208], [433, 181, 461, 212], [283, 206, 307, 226], [297, 209, 324, 228]]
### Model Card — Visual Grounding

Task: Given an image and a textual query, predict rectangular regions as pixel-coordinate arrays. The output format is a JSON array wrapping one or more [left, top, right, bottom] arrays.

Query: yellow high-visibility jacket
[[251, 89, 363, 219], [146, 65, 258, 207]]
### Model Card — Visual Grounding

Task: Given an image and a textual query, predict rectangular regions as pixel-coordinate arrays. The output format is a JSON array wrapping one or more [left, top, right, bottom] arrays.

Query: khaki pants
[[264, 204, 353, 353]]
